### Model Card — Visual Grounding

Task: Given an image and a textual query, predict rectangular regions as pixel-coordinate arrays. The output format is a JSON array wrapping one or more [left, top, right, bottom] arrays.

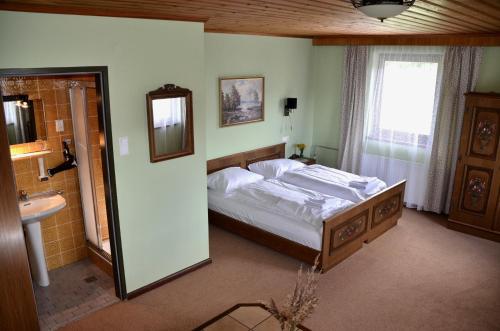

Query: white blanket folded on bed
[[232, 179, 353, 230], [280, 165, 387, 202], [348, 177, 379, 189]]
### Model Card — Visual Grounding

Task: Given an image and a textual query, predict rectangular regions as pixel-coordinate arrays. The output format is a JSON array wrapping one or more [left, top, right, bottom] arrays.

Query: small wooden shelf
[[11, 149, 52, 161]]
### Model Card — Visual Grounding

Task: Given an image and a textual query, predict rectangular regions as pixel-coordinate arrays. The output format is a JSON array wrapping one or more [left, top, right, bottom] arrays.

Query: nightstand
[[293, 157, 316, 165]]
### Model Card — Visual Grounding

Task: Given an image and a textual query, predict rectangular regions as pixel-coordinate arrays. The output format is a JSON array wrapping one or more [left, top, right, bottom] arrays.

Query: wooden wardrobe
[[448, 92, 500, 242]]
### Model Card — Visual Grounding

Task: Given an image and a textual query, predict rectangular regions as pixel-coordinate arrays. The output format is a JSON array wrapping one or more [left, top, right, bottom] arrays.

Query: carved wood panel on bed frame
[[207, 143, 406, 272]]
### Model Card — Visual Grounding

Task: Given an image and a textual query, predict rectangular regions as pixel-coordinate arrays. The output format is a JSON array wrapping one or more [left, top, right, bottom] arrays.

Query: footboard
[[320, 202, 370, 272], [366, 180, 406, 242], [320, 180, 406, 272]]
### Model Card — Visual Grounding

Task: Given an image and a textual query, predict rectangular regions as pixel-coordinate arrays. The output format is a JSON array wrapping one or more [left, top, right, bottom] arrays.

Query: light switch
[[55, 120, 64, 132], [119, 136, 129, 156], [282, 136, 289, 143]]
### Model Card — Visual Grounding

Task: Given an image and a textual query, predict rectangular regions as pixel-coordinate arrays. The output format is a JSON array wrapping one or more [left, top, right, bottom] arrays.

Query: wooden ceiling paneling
[[1, 0, 499, 40]]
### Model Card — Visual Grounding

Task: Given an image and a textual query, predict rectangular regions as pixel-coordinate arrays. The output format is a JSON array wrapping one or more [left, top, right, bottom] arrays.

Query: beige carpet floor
[[63, 209, 500, 331]]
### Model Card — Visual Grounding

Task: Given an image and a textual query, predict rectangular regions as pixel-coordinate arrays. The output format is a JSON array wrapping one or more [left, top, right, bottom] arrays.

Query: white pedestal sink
[[19, 194, 66, 287]]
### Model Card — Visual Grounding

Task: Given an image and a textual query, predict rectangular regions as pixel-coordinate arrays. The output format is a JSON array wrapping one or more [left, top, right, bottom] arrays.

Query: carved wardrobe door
[[449, 93, 500, 240]]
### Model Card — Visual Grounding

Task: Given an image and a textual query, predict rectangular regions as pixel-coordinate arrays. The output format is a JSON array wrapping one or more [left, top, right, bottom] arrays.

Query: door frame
[[0, 66, 127, 299]]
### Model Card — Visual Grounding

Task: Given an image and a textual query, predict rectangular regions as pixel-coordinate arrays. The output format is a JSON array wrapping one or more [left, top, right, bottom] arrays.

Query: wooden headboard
[[207, 143, 286, 174]]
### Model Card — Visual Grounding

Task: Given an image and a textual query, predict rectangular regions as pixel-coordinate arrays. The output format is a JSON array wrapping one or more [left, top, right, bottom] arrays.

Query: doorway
[[0, 67, 126, 329]]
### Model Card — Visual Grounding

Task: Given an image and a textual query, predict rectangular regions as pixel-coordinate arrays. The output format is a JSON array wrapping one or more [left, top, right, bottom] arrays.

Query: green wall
[[0, 11, 209, 293], [205, 33, 314, 159], [310, 46, 344, 166], [476, 47, 500, 93], [310, 46, 500, 167]]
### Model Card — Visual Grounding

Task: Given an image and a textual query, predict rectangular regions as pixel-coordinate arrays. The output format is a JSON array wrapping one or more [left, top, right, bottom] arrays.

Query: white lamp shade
[[357, 4, 409, 20]]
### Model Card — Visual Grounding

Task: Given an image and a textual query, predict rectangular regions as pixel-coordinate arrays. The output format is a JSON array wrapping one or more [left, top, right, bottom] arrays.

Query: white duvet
[[280, 164, 387, 203], [230, 179, 354, 230]]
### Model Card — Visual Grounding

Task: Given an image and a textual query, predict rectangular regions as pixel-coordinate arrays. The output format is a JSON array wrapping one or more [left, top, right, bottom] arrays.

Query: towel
[[349, 177, 378, 189]]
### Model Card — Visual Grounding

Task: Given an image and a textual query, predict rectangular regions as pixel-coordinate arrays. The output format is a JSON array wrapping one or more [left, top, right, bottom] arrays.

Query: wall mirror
[[3, 94, 47, 145], [146, 84, 194, 162]]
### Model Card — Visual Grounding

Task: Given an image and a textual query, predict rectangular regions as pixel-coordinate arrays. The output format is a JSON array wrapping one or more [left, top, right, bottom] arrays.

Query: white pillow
[[207, 167, 263, 193], [248, 159, 305, 179]]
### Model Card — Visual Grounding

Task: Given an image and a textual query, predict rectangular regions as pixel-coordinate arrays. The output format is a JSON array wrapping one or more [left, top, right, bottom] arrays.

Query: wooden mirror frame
[[146, 84, 194, 163]]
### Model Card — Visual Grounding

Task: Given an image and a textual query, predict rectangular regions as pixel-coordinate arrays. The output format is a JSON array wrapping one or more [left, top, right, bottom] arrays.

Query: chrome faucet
[[19, 190, 29, 201]]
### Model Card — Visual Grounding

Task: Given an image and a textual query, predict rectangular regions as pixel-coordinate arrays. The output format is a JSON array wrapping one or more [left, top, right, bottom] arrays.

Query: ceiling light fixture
[[351, 0, 416, 22]]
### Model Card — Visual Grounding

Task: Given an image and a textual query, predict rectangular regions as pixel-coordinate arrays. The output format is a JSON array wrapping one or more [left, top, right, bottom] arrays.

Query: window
[[367, 53, 442, 147]]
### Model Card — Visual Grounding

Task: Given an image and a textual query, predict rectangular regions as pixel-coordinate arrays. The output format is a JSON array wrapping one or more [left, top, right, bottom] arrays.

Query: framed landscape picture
[[219, 76, 264, 127]]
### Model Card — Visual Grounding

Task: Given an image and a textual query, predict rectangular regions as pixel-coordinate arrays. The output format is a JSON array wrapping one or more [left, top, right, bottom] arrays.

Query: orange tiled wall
[[1, 76, 105, 270]]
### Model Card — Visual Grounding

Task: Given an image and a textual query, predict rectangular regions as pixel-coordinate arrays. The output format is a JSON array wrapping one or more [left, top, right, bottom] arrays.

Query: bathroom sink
[[19, 194, 66, 224], [19, 193, 66, 287]]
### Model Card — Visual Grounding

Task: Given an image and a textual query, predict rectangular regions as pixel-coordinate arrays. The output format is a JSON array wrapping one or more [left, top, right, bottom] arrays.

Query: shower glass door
[[69, 85, 100, 248]]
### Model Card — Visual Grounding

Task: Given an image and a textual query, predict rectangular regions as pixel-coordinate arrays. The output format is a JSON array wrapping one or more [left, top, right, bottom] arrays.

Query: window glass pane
[[379, 61, 439, 136]]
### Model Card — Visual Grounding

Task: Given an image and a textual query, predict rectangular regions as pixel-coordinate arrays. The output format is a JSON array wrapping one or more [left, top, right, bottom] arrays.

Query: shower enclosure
[[69, 82, 111, 258]]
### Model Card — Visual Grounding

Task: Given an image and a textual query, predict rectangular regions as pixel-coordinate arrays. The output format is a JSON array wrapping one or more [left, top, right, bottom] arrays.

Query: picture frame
[[219, 76, 264, 127]]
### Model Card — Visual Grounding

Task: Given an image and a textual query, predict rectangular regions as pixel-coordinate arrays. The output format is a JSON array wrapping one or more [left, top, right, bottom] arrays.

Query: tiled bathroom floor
[[34, 258, 119, 330]]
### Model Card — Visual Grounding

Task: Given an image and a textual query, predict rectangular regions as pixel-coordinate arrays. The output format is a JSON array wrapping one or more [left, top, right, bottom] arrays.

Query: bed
[[207, 143, 406, 272], [209, 179, 354, 251]]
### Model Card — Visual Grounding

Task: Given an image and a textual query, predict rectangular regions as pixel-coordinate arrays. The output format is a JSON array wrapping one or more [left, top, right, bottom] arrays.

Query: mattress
[[280, 164, 387, 203], [208, 179, 354, 250]]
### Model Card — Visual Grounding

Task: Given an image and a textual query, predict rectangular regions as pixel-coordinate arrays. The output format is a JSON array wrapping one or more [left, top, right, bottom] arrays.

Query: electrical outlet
[[119, 136, 129, 156], [282, 136, 289, 143]]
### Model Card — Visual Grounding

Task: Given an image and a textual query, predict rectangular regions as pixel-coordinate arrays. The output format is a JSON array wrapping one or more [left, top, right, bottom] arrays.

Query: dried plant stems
[[265, 256, 320, 331]]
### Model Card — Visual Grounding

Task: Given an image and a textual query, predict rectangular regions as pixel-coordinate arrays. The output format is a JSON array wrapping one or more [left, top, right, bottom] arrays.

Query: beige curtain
[[338, 46, 369, 173], [424, 46, 483, 213], [154, 125, 184, 154]]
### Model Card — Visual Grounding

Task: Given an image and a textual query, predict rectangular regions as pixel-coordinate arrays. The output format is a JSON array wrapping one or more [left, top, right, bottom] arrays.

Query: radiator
[[312, 145, 338, 167]]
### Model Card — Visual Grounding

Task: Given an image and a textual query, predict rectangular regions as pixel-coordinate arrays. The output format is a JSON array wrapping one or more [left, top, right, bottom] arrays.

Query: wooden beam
[[204, 28, 312, 39], [0, 3, 209, 23], [313, 34, 500, 46]]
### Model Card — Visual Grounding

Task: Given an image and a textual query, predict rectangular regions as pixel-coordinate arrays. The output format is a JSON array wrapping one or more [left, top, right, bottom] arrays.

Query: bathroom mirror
[[146, 84, 194, 162], [3, 94, 47, 145]]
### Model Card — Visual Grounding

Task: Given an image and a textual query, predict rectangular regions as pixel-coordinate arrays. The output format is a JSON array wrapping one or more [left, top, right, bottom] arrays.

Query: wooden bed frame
[[207, 143, 406, 272]]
